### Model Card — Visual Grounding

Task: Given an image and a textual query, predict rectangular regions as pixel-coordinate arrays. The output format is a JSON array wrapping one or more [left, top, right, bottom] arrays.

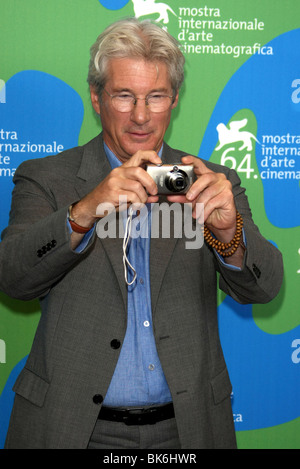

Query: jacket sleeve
[[215, 167, 283, 304], [0, 160, 95, 300]]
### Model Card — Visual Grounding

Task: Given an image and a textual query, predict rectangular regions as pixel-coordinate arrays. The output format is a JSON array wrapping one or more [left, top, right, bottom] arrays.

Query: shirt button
[[143, 320, 150, 327], [148, 364, 155, 371], [139, 278, 144, 285]]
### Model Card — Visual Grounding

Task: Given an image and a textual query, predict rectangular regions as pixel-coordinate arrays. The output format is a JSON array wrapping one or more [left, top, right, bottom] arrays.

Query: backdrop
[[0, 0, 299, 449]]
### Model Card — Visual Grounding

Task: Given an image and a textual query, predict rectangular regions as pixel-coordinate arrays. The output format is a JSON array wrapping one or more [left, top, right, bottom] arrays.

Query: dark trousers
[[88, 417, 181, 449]]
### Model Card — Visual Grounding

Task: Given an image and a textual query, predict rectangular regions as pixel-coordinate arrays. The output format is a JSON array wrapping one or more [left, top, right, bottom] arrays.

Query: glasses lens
[[111, 95, 134, 112], [111, 94, 172, 113], [148, 96, 172, 113]]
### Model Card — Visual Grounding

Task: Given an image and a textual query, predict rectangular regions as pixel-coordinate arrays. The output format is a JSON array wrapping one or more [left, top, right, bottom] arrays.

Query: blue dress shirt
[[101, 144, 172, 406]]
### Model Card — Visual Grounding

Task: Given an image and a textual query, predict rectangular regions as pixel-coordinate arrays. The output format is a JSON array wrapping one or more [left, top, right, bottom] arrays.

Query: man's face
[[90, 58, 178, 163]]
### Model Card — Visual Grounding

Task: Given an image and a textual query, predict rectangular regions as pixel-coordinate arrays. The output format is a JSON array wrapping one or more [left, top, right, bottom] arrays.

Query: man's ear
[[171, 90, 179, 109], [90, 85, 101, 115]]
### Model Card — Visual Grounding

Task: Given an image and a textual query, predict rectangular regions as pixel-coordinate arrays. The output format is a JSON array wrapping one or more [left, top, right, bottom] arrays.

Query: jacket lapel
[[73, 133, 127, 308], [74, 133, 112, 200]]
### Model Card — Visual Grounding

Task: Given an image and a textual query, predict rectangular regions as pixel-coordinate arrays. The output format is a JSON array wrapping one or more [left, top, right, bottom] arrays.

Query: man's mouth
[[127, 130, 152, 139]]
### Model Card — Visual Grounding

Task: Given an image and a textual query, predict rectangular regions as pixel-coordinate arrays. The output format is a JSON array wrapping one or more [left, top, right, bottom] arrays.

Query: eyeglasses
[[102, 88, 174, 113]]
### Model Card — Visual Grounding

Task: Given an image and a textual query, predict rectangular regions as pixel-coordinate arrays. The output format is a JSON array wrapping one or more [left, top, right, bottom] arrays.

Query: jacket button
[[93, 394, 103, 405], [110, 339, 121, 349]]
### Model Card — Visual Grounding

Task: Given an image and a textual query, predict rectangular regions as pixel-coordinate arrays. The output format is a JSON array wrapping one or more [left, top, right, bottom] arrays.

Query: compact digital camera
[[146, 163, 196, 195]]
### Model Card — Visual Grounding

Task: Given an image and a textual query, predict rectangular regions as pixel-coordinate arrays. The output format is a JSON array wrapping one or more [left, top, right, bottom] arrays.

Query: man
[[0, 18, 283, 449]]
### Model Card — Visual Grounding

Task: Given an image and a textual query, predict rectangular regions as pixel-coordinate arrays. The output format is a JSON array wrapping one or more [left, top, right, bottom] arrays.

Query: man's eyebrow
[[148, 88, 170, 93], [113, 87, 132, 93], [112, 87, 170, 94]]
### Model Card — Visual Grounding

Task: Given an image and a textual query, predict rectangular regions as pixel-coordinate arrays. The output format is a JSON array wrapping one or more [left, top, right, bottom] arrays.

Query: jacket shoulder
[[13, 134, 102, 180]]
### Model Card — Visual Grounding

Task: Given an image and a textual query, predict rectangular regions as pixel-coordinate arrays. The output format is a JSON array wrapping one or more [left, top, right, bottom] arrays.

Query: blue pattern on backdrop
[[98, 0, 130, 10], [0, 70, 84, 234], [0, 70, 83, 447], [0, 357, 27, 447], [198, 29, 300, 229], [200, 30, 300, 430], [219, 297, 300, 430]]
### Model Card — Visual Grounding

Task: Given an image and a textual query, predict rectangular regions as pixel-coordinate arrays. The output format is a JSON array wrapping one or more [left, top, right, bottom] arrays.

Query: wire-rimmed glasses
[[102, 88, 174, 113]]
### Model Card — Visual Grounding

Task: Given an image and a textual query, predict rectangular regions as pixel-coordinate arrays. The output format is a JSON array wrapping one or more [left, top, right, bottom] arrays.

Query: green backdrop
[[0, 0, 299, 449]]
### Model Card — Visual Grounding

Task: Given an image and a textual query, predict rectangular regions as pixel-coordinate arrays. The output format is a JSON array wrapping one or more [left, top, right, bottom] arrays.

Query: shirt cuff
[[214, 228, 247, 271], [66, 218, 95, 252]]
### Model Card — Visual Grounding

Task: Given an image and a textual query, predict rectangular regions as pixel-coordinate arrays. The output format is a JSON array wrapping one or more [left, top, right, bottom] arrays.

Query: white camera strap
[[122, 206, 137, 286]]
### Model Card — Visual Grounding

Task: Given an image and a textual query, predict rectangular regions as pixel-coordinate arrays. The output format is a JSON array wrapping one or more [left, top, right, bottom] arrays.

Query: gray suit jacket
[[0, 134, 283, 449]]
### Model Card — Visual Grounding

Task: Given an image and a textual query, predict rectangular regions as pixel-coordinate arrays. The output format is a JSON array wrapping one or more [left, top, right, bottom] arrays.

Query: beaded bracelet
[[203, 211, 244, 257]]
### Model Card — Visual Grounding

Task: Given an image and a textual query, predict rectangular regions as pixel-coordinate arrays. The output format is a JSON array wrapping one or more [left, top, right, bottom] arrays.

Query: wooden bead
[[203, 211, 244, 257]]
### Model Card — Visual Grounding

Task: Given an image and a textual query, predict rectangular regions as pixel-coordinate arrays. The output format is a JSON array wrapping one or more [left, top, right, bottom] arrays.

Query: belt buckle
[[123, 408, 157, 426]]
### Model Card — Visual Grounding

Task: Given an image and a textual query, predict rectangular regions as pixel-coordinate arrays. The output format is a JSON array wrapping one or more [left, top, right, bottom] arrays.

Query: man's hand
[[71, 150, 161, 230], [167, 155, 245, 267], [167, 155, 236, 242]]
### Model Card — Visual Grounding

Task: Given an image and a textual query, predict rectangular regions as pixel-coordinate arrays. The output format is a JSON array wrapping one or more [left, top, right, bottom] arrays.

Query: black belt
[[98, 402, 174, 426]]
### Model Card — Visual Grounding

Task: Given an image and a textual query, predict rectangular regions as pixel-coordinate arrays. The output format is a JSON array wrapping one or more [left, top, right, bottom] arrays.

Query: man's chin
[[122, 141, 158, 157]]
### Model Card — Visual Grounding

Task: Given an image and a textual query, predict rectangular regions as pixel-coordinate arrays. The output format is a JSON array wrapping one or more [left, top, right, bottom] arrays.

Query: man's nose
[[130, 99, 151, 124]]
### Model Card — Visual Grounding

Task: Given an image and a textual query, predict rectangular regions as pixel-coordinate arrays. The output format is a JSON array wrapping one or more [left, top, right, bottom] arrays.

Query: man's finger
[[181, 155, 212, 175], [123, 150, 162, 168]]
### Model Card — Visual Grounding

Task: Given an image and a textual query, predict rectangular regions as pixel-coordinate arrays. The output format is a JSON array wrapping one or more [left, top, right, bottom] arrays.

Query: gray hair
[[87, 18, 185, 95]]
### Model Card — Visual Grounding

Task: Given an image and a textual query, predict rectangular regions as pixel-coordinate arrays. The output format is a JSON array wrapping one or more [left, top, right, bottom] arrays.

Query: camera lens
[[176, 179, 184, 187], [165, 167, 189, 192]]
